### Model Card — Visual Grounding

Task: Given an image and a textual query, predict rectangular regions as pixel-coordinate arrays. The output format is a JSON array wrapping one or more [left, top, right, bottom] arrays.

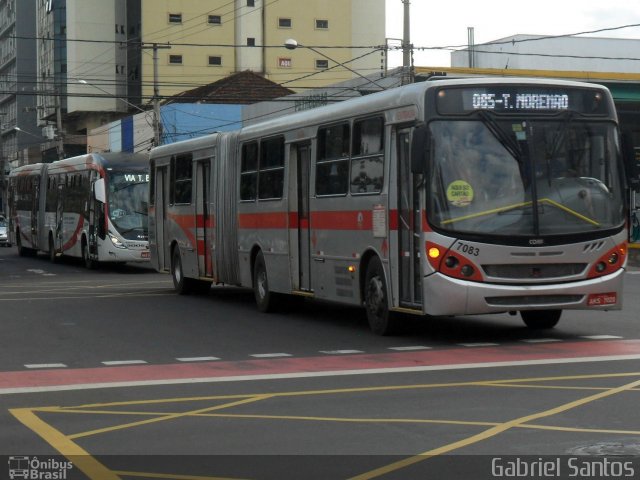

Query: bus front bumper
[[421, 269, 625, 316]]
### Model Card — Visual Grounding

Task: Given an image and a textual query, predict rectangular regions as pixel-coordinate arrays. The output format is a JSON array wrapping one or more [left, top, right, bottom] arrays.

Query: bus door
[[30, 176, 40, 247], [155, 166, 170, 271], [88, 177, 98, 256], [55, 181, 65, 252], [292, 141, 312, 291], [396, 128, 422, 307], [195, 160, 213, 277]]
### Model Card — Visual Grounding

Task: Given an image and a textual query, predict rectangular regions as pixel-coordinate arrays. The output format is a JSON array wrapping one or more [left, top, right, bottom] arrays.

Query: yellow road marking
[[68, 395, 273, 439], [348, 377, 640, 479], [519, 423, 640, 435], [54, 371, 640, 411], [13, 371, 640, 479], [9, 408, 120, 480], [35, 408, 640, 437]]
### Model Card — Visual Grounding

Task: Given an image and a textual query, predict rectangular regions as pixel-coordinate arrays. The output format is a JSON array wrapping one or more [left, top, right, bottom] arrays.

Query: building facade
[[36, 0, 142, 161], [1, 0, 38, 212], [30, 0, 385, 163], [139, 0, 386, 99]]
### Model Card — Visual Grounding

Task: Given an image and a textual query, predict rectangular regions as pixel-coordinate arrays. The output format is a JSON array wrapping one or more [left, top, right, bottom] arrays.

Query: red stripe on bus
[[239, 210, 401, 232], [61, 216, 84, 251], [167, 213, 216, 230], [238, 212, 289, 229]]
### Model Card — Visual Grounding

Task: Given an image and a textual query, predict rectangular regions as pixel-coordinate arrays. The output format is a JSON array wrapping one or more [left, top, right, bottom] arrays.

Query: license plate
[[587, 292, 617, 306], [141, 251, 150, 258]]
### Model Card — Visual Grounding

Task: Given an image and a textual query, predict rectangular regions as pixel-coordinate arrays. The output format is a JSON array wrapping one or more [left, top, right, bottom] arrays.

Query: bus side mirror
[[94, 178, 106, 203], [621, 132, 640, 191], [411, 126, 430, 174]]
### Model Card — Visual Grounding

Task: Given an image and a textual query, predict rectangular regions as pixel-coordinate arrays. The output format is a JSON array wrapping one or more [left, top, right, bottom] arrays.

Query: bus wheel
[[16, 233, 27, 257], [171, 247, 191, 295], [82, 240, 97, 270], [253, 251, 278, 312], [364, 257, 398, 336], [48, 235, 57, 263], [521, 310, 561, 329]]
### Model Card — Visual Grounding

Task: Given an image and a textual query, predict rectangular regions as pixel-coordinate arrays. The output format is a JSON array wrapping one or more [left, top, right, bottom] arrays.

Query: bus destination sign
[[436, 86, 607, 115], [470, 92, 569, 111]]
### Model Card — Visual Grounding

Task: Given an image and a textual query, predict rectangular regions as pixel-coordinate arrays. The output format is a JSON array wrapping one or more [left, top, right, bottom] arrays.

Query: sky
[[384, 0, 640, 68]]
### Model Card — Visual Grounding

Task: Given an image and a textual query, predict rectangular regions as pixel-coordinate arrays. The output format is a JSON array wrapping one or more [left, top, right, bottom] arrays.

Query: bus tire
[[364, 257, 398, 336], [253, 251, 279, 312], [49, 234, 58, 263], [82, 239, 97, 270], [16, 232, 27, 257], [521, 310, 561, 329], [171, 247, 191, 295]]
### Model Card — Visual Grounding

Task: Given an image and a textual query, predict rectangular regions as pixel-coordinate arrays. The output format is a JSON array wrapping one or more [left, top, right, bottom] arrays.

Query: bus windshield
[[427, 118, 625, 237], [108, 171, 149, 240]]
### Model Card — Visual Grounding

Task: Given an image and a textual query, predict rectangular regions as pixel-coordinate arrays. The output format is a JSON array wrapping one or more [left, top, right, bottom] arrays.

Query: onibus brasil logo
[[8, 456, 73, 479]]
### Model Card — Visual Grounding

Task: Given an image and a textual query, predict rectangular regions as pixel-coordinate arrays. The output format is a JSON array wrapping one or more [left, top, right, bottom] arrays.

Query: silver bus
[[8, 152, 150, 267], [149, 78, 633, 334]]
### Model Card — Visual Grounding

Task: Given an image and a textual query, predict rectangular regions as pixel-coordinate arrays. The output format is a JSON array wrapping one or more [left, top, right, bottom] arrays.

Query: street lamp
[[13, 126, 45, 140], [283, 39, 385, 91], [77, 79, 147, 114]]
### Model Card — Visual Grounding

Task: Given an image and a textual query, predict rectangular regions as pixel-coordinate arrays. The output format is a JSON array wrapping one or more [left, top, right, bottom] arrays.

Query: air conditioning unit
[[42, 125, 56, 139]]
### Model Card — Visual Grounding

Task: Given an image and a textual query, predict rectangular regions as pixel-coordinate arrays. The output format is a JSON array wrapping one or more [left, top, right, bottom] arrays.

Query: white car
[[0, 216, 10, 247]]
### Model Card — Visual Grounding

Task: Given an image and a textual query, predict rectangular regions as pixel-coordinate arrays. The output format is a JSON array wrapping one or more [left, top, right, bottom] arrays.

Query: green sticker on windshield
[[447, 180, 474, 207]]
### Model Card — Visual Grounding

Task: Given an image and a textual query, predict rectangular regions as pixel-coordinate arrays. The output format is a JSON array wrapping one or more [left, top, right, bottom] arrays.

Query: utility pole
[[0, 113, 5, 213], [401, 0, 414, 84], [142, 43, 171, 147], [55, 90, 64, 159]]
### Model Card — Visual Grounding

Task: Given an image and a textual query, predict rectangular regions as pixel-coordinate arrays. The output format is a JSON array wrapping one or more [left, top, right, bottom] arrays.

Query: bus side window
[[351, 117, 384, 194], [316, 123, 350, 196], [240, 141, 258, 201], [259, 136, 285, 200], [172, 153, 193, 205]]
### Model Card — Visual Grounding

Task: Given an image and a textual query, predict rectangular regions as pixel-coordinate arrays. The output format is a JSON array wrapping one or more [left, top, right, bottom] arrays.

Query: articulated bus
[[8, 152, 150, 268], [149, 78, 636, 335]]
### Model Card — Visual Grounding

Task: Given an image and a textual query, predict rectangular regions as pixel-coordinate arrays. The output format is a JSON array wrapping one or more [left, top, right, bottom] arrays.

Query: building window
[[278, 18, 292, 28], [315, 59, 329, 70], [169, 54, 183, 65], [208, 56, 222, 66], [315, 19, 329, 29], [168, 13, 182, 24], [247, 37, 256, 47], [247, 0, 255, 6], [208, 15, 221, 25]]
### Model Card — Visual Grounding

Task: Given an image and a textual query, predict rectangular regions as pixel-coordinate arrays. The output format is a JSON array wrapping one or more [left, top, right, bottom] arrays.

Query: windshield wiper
[[477, 111, 523, 164], [544, 111, 576, 184]]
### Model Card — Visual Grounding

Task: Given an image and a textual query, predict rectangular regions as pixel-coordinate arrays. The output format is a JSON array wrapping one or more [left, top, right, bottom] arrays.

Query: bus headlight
[[109, 233, 127, 249], [587, 242, 627, 278]]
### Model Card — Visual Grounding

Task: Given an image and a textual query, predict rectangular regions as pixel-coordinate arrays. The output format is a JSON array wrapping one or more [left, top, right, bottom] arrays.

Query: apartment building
[[140, 0, 386, 98], [36, 0, 141, 160], [0, 0, 37, 211], [32, 0, 384, 161]]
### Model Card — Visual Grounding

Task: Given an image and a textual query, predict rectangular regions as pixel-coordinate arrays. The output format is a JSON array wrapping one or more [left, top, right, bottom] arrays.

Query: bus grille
[[485, 295, 583, 307], [482, 263, 588, 279]]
